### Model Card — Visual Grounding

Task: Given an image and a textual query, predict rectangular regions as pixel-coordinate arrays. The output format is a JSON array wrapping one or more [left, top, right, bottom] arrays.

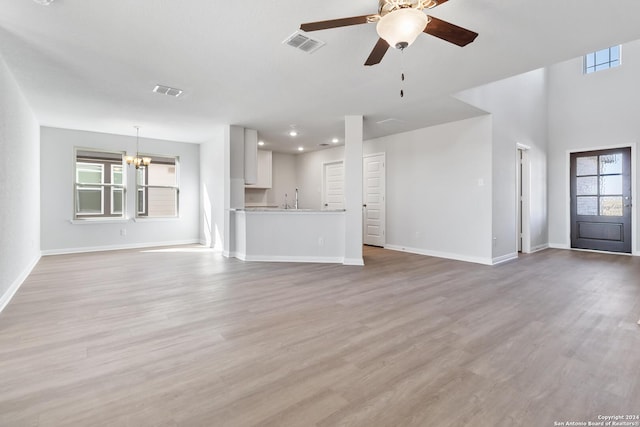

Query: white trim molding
[[529, 243, 549, 253], [343, 257, 365, 266], [385, 244, 493, 266], [492, 253, 518, 265], [0, 255, 41, 314], [41, 239, 200, 256]]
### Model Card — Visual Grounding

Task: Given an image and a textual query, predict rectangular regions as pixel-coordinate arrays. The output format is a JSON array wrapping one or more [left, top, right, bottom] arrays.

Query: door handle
[[363, 204, 367, 207]]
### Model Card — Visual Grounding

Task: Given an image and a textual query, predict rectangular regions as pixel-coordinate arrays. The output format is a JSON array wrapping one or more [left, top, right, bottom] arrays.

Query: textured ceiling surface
[[2, 0, 640, 152]]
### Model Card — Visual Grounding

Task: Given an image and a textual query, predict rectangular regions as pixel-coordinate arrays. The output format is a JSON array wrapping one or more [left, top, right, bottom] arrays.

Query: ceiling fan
[[300, 0, 478, 66]]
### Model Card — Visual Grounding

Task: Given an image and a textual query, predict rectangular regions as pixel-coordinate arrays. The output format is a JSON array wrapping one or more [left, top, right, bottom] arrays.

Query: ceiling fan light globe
[[376, 8, 428, 49]]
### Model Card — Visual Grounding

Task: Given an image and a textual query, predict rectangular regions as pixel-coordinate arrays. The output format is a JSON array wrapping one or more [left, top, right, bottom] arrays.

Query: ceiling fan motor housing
[[378, 0, 438, 16]]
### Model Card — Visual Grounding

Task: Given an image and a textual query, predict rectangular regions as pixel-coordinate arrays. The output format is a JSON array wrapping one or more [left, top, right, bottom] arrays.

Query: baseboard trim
[[492, 252, 518, 265], [343, 257, 365, 266], [529, 244, 549, 253], [0, 254, 41, 314], [384, 245, 493, 266], [41, 240, 200, 256], [235, 253, 344, 264], [549, 243, 570, 250]]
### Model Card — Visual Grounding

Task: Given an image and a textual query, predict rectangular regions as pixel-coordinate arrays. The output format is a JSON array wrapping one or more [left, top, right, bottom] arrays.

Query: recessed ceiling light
[[298, 147, 304, 152], [332, 138, 340, 144], [258, 141, 265, 146], [33, 0, 55, 4], [289, 130, 298, 137]]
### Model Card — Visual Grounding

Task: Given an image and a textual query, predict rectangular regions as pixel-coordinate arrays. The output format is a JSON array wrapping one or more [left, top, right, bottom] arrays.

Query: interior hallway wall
[[0, 55, 41, 311], [456, 68, 549, 261]]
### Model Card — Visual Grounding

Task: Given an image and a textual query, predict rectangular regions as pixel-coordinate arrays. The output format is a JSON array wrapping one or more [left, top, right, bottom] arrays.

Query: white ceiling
[[2, 0, 640, 153]]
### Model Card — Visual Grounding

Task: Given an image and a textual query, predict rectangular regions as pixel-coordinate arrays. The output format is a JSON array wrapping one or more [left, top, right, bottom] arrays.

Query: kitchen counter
[[232, 208, 345, 263]]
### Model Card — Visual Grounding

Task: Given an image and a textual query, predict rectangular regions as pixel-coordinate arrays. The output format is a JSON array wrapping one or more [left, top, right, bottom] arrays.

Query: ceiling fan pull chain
[[400, 47, 405, 98]]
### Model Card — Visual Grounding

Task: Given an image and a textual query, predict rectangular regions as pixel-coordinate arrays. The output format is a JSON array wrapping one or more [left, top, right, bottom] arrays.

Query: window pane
[[112, 189, 123, 214], [600, 153, 622, 174], [576, 156, 598, 176], [148, 163, 177, 186], [112, 165, 123, 185], [600, 196, 623, 216], [610, 45, 620, 61], [576, 176, 598, 195], [595, 63, 609, 72], [137, 168, 146, 185], [600, 175, 622, 195], [77, 188, 103, 214], [146, 188, 178, 217], [595, 48, 609, 65], [137, 189, 146, 215], [77, 163, 103, 184], [577, 196, 598, 216], [585, 53, 595, 68], [611, 60, 620, 68]]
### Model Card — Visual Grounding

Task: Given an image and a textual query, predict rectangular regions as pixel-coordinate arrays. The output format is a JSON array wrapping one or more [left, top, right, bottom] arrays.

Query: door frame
[[363, 152, 386, 247], [564, 143, 637, 255], [321, 160, 344, 209], [516, 143, 531, 253]]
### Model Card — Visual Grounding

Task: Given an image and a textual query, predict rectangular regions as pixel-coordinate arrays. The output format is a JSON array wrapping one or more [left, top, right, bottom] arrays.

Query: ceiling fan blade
[[364, 38, 390, 66], [424, 16, 478, 47], [300, 15, 372, 32]]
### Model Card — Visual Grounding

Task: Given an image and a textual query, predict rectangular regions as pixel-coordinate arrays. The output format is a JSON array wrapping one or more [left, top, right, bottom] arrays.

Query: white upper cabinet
[[245, 150, 272, 189]]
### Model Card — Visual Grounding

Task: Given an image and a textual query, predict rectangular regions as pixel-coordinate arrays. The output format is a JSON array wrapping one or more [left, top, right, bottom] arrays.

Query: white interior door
[[323, 161, 344, 209], [363, 153, 385, 247]]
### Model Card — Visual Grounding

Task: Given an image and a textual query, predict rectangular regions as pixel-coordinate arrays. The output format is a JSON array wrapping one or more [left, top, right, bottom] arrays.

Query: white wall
[[456, 69, 549, 259], [295, 116, 494, 264], [548, 39, 640, 253], [200, 126, 226, 250], [267, 152, 297, 208], [296, 146, 345, 210], [0, 55, 41, 311], [40, 127, 200, 254], [365, 117, 493, 264]]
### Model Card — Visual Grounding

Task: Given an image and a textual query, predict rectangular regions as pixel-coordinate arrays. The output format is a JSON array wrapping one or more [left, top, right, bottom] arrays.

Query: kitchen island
[[232, 208, 346, 263]]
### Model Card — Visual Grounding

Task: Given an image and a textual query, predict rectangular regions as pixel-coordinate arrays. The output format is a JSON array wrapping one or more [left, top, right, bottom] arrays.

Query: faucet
[[294, 188, 299, 210]]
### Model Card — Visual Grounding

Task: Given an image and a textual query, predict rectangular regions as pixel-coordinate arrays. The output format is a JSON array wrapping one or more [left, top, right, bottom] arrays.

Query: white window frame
[[135, 156, 180, 219], [584, 45, 621, 74], [74, 148, 127, 220]]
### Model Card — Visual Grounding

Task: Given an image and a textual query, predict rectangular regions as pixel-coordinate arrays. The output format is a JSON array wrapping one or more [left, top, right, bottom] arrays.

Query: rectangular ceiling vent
[[283, 31, 325, 54], [153, 84, 183, 98]]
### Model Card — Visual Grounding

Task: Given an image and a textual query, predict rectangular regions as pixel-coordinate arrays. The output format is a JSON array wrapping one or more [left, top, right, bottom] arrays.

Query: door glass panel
[[600, 175, 622, 195], [600, 154, 622, 174], [576, 176, 598, 195], [600, 196, 623, 216], [576, 156, 598, 176], [577, 196, 598, 216]]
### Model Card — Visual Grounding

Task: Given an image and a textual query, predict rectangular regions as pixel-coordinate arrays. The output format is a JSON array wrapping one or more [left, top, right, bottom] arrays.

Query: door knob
[[363, 204, 367, 207]]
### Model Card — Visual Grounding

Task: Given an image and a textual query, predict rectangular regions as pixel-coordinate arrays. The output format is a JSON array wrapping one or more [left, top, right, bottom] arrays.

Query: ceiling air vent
[[283, 31, 325, 54], [153, 84, 183, 98]]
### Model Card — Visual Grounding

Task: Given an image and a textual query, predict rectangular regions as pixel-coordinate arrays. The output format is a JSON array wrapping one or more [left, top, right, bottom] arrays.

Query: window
[[584, 45, 621, 74], [136, 156, 179, 218], [75, 150, 125, 219]]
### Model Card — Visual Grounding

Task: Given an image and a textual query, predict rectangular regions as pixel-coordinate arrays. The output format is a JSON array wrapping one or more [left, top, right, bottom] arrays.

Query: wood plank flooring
[[0, 246, 639, 426]]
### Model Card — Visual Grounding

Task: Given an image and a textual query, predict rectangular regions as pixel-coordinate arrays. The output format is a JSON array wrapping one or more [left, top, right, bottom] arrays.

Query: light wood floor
[[1, 246, 639, 426]]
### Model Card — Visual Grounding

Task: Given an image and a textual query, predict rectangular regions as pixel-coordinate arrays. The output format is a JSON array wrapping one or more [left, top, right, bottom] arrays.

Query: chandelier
[[126, 126, 151, 169]]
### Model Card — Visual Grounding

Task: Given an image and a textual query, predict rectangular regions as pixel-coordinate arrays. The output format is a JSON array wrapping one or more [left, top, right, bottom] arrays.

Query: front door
[[570, 147, 632, 253]]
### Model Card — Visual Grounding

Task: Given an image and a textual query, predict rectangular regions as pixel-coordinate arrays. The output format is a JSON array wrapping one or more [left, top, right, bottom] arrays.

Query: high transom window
[[584, 45, 621, 74]]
